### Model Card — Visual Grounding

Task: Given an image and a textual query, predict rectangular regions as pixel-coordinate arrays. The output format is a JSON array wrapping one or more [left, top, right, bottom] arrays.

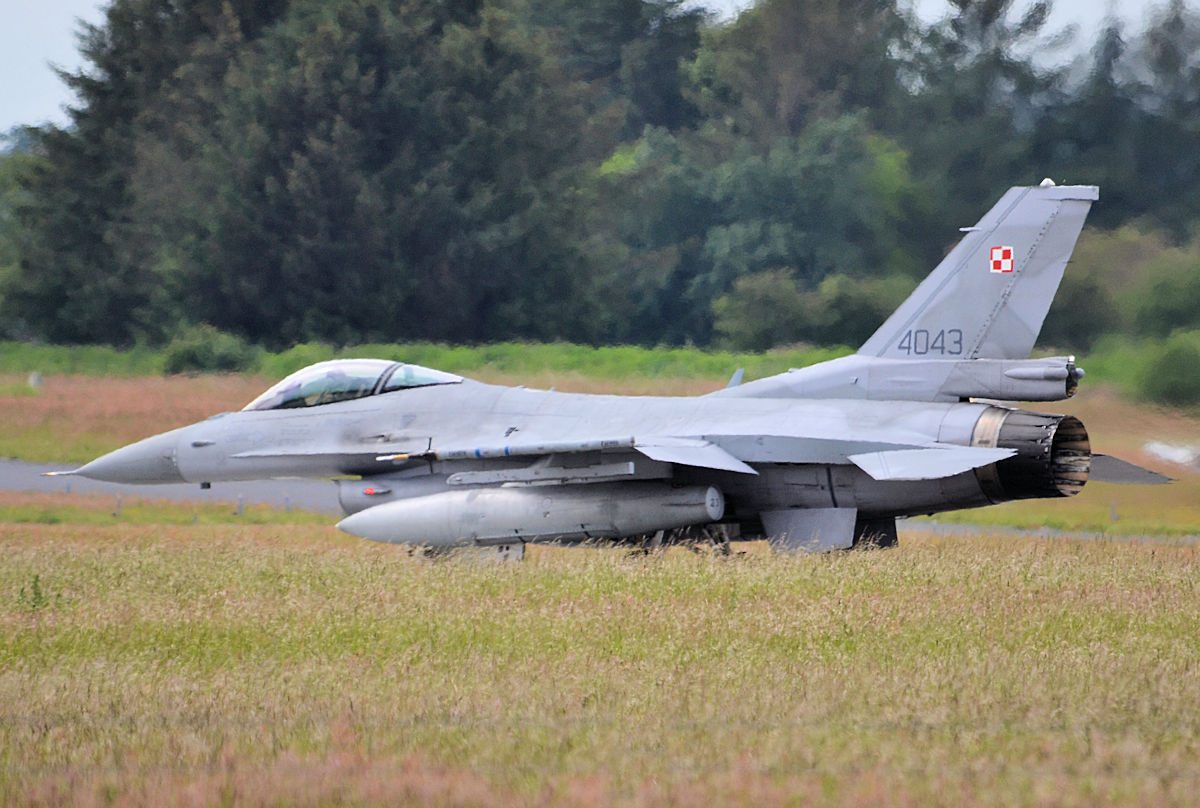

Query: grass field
[[3, 363, 1200, 806], [3, 515, 1199, 807]]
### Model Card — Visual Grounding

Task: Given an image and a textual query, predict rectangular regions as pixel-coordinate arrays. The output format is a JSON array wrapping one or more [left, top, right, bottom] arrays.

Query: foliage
[[1039, 270, 1120, 351], [0, 1, 289, 346], [0, 133, 34, 335], [170, 1, 626, 348], [1068, 333, 1149, 396], [1040, 223, 1200, 351], [3, 0, 1200, 351], [589, 115, 924, 344], [162, 324, 260, 374], [516, 0, 705, 135], [686, 0, 907, 142], [1064, 331, 1200, 408], [1132, 246, 1200, 338], [712, 268, 812, 350], [712, 268, 914, 351], [883, 0, 1064, 232], [1138, 329, 1200, 407]]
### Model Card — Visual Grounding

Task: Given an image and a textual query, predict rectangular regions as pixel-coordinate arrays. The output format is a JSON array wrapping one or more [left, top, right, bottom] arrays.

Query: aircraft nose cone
[[75, 430, 185, 484]]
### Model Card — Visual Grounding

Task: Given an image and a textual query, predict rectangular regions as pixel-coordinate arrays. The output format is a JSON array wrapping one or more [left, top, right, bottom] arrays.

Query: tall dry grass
[[0, 374, 269, 463], [3, 523, 1199, 806]]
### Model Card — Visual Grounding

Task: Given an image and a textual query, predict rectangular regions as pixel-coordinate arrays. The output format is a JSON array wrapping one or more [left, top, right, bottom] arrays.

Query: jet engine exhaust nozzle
[[972, 408, 1090, 502]]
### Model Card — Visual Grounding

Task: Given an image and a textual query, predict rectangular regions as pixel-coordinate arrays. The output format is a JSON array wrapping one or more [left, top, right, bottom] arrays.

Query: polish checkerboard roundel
[[990, 245, 1014, 273]]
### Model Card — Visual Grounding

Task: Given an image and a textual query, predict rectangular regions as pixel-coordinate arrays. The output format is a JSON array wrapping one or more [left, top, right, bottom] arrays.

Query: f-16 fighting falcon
[[59, 181, 1166, 558]]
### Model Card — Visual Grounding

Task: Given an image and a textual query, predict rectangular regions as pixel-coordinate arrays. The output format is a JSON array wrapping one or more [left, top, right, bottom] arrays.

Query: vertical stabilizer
[[858, 183, 1098, 360]]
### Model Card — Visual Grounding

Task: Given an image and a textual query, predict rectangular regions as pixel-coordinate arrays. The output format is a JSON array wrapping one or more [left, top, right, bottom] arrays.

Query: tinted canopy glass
[[242, 360, 461, 411], [381, 363, 464, 392]]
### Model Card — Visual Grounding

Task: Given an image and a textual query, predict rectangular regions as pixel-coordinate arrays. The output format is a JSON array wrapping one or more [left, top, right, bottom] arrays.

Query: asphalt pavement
[[0, 458, 342, 515]]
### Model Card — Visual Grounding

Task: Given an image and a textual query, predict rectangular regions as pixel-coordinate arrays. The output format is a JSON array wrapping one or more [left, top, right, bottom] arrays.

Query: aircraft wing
[[381, 432, 948, 477], [228, 438, 1020, 483], [634, 437, 757, 475], [378, 435, 757, 474]]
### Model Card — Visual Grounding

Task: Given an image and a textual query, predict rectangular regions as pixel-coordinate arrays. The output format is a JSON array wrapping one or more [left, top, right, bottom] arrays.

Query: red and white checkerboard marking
[[990, 245, 1014, 273]]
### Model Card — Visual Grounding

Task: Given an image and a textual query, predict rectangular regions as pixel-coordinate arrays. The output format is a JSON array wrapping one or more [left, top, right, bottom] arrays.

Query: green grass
[[0, 342, 164, 376], [0, 335, 1189, 409], [2, 524, 1199, 807], [0, 335, 1172, 389], [329, 341, 852, 382], [0, 335, 1195, 411], [0, 339, 849, 382], [0, 430, 120, 466], [1062, 334, 1151, 396], [914, 508, 1198, 538], [909, 488, 1200, 539], [0, 381, 40, 398]]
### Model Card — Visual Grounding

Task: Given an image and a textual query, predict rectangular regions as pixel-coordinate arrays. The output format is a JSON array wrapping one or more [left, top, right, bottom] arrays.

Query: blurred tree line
[[3, 0, 1200, 363]]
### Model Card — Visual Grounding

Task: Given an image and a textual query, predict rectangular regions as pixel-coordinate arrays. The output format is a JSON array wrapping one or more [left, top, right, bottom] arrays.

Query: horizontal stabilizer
[[849, 446, 1015, 481], [636, 437, 758, 475], [1089, 454, 1172, 485]]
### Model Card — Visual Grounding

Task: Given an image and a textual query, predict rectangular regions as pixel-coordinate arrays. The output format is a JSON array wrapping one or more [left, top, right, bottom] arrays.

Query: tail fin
[[858, 182, 1098, 360]]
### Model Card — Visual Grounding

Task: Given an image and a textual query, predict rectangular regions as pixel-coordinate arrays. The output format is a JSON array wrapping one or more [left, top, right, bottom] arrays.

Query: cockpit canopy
[[242, 359, 462, 411]]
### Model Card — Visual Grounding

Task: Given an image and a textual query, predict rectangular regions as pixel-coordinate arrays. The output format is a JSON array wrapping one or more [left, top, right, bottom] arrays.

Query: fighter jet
[[61, 181, 1165, 558]]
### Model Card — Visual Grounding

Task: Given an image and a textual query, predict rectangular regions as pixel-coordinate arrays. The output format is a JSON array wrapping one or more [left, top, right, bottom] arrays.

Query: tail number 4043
[[897, 329, 963, 356]]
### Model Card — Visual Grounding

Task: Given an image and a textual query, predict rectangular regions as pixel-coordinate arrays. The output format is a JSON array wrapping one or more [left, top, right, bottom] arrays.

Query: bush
[[163, 325, 260, 374], [712, 270, 915, 351], [1133, 251, 1200, 337], [712, 269, 810, 351], [256, 342, 338, 379], [1137, 330, 1200, 407]]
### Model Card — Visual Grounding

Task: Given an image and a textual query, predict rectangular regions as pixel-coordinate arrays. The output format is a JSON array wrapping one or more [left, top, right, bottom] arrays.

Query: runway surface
[[0, 458, 342, 514]]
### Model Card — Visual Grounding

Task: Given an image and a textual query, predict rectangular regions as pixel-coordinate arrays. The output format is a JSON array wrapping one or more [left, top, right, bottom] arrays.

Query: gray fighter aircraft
[[60, 181, 1165, 557]]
